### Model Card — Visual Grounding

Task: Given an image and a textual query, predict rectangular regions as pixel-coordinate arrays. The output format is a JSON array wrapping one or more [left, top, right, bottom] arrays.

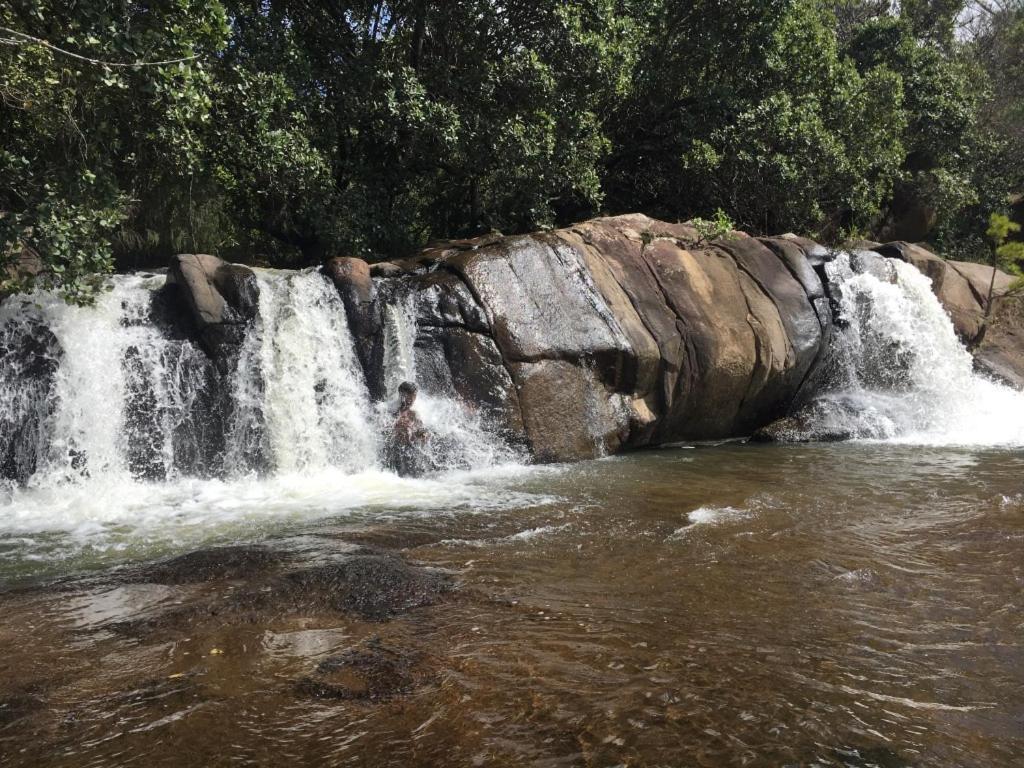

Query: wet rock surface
[[166, 253, 259, 370], [0, 310, 61, 483], [102, 547, 454, 638], [297, 638, 428, 701], [131, 545, 292, 585], [282, 553, 454, 621], [379, 214, 851, 459]]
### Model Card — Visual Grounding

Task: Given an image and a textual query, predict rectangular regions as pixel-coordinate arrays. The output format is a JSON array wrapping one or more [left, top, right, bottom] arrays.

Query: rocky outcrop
[[142, 219, 1024, 463], [166, 254, 259, 372], [333, 215, 837, 462]]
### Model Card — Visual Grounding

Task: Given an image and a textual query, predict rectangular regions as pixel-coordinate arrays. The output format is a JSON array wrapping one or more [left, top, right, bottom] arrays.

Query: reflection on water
[[0, 443, 1022, 767]]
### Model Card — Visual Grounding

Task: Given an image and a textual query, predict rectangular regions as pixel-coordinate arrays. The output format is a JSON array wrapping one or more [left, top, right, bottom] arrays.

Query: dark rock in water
[[751, 411, 853, 443], [849, 250, 896, 284], [0, 310, 61, 483], [166, 254, 258, 372], [133, 545, 290, 585], [167, 254, 229, 326], [325, 256, 385, 398], [297, 639, 424, 701], [325, 256, 377, 337], [105, 549, 451, 639], [415, 270, 489, 332], [369, 261, 405, 278], [283, 553, 452, 621], [750, 397, 880, 443], [122, 345, 165, 481], [0, 687, 47, 728], [829, 745, 914, 768], [214, 263, 259, 321]]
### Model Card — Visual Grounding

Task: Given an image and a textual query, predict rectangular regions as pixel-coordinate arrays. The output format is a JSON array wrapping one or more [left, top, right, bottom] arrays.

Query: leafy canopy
[[1, 0, 1022, 300]]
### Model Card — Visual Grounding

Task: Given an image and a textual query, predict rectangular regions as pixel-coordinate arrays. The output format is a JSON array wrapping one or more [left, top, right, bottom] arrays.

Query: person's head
[[398, 381, 418, 409]]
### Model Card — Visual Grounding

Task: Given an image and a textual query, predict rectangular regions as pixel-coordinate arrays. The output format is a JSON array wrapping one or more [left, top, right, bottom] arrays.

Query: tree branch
[[0, 26, 200, 68]]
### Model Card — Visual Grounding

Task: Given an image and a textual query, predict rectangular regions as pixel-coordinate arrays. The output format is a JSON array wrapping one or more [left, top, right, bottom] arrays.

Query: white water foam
[[667, 505, 753, 538], [814, 254, 1024, 446], [0, 275, 212, 486]]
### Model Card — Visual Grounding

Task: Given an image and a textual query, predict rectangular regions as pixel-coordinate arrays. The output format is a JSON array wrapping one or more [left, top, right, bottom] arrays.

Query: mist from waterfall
[[808, 253, 1024, 445]]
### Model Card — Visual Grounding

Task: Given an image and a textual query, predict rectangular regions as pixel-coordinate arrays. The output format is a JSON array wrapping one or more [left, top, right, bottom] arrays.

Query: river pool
[[1, 442, 1021, 767]]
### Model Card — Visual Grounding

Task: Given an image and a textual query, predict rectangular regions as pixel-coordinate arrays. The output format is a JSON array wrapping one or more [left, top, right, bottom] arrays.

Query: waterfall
[[0, 275, 218, 488], [225, 270, 377, 475], [375, 283, 521, 471], [1, 268, 515, 495], [804, 253, 1024, 445]]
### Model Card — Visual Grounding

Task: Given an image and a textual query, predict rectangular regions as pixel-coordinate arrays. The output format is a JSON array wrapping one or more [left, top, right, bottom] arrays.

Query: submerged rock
[[133, 545, 290, 585], [751, 410, 854, 443], [283, 553, 453, 621], [105, 548, 453, 637], [297, 639, 426, 701]]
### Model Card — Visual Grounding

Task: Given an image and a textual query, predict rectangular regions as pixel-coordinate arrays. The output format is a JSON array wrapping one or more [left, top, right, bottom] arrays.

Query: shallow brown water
[[1, 443, 1022, 767]]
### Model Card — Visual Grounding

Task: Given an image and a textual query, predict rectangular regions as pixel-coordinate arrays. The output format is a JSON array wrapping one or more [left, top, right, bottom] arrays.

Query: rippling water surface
[[1, 443, 1022, 767]]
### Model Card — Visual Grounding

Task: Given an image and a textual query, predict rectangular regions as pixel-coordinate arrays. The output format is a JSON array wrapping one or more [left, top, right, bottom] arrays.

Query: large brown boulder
[[442, 232, 636, 459], [167, 254, 258, 367], [375, 214, 837, 461], [974, 293, 1024, 388], [947, 260, 1016, 306]]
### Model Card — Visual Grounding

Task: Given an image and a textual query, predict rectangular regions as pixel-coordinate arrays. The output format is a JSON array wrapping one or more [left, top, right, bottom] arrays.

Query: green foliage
[[606, 0, 908, 237], [1, 0, 1023, 300], [0, 0, 228, 300], [988, 212, 1024, 276], [690, 209, 737, 245]]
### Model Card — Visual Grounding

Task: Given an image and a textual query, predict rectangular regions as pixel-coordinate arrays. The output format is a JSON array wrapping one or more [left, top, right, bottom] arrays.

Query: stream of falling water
[[0, 271, 530, 570], [801, 253, 1024, 444]]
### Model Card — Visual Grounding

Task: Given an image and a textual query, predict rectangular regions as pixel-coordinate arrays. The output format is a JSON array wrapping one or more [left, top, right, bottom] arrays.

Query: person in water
[[388, 381, 429, 476], [394, 381, 427, 445]]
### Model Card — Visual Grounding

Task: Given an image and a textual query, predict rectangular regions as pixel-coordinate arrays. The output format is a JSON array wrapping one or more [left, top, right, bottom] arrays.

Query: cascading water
[[0, 270, 530, 568], [803, 253, 1024, 444], [225, 270, 377, 475], [374, 284, 521, 471], [0, 275, 218, 488]]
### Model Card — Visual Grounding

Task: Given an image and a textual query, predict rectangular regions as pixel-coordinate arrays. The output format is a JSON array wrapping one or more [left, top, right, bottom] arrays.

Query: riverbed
[[0, 442, 1021, 767]]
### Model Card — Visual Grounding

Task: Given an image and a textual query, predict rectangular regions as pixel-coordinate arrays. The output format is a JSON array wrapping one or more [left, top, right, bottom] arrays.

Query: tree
[[604, 0, 906, 237], [0, 1, 228, 301], [203, 0, 632, 262]]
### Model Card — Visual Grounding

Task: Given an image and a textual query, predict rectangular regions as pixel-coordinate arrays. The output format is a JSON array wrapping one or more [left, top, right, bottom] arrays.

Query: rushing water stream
[[0, 259, 1022, 766]]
